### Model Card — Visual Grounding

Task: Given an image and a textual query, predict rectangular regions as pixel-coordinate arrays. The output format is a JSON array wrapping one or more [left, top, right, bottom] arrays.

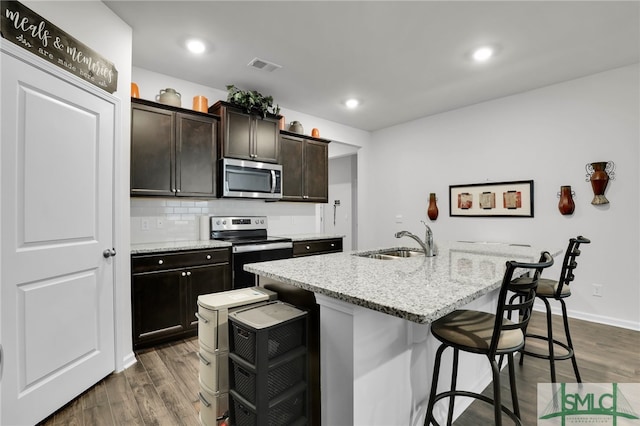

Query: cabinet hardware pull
[[181, 272, 186, 277], [187, 271, 192, 276], [198, 352, 211, 365], [198, 392, 211, 408], [194, 312, 209, 324], [306, 246, 310, 250], [158, 259, 164, 265], [206, 255, 212, 260]]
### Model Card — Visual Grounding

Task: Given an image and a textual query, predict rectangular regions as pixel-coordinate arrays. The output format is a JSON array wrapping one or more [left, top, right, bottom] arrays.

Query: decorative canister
[[558, 185, 575, 215], [131, 82, 140, 98], [288, 121, 304, 134], [427, 193, 439, 220], [311, 128, 320, 138], [156, 88, 182, 107]]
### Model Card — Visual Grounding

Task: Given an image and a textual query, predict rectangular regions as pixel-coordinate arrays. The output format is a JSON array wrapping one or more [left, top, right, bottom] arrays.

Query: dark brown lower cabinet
[[131, 248, 231, 349]]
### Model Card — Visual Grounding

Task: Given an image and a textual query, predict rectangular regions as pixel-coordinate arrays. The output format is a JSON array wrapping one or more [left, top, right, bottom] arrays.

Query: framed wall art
[[449, 180, 534, 217]]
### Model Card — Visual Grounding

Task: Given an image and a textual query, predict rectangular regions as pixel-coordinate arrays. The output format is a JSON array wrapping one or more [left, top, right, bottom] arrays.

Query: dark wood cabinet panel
[[130, 104, 175, 195], [280, 134, 305, 199], [304, 140, 329, 202], [131, 248, 231, 349], [131, 98, 217, 197], [132, 270, 185, 344], [293, 238, 343, 257], [176, 113, 217, 196], [210, 101, 280, 163], [280, 132, 329, 203]]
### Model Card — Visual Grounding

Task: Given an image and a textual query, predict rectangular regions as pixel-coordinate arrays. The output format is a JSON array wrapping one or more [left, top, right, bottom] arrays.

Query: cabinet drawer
[[293, 238, 343, 257], [132, 248, 230, 273]]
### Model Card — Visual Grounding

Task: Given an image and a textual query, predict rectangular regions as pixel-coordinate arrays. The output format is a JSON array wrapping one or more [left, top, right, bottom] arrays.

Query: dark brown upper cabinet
[[131, 98, 218, 197], [209, 101, 281, 163], [280, 131, 330, 203]]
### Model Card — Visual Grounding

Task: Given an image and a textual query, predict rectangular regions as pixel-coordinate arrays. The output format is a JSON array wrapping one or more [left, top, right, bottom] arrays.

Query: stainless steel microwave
[[221, 158, 283, 199]]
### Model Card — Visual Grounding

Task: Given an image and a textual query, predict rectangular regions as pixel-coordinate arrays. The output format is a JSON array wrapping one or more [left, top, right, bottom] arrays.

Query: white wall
[[22, 0, 135, 371], [358, 64, 640, 330]]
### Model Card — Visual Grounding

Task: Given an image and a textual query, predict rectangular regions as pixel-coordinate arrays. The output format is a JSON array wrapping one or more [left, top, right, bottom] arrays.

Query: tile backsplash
[[131, 198, 319, 244]]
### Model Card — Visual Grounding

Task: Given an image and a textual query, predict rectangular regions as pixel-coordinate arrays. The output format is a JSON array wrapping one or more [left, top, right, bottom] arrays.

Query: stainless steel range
[[210, 216, 293, 289]]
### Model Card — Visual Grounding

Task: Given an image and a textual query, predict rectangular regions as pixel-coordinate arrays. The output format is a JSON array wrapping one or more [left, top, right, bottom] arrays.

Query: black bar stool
[[425, 252, 554, 426], [510, 236, 590, 383]]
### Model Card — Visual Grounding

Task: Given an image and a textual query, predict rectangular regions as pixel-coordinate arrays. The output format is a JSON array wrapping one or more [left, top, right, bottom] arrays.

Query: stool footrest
[[428, 390, 523, 426], [522, 333, 574, 361]]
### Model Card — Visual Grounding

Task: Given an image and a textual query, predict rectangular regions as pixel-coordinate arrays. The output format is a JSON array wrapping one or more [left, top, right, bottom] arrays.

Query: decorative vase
[[585, 161, 614, 205], [558, 185, 575, 215], [427, 193, 439, 220], [156, 88, 181, 107], [288, 121, 304, 134]]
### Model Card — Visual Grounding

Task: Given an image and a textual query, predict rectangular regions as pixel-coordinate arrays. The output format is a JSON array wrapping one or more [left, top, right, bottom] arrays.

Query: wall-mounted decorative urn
[[585, 161, 615, 205]]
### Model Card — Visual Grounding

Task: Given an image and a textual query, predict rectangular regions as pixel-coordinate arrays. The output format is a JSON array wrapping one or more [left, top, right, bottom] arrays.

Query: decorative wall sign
[[449, 180, 534, 217], [1, 0, 118, 93]]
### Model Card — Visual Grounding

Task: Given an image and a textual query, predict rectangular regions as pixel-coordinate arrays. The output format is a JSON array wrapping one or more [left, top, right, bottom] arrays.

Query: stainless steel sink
[[379, 249, 424, 258], [356, 249, 426, 260]]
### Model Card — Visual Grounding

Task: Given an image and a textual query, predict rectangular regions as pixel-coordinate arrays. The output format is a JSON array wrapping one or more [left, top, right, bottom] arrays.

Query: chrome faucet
[[395, 221, 435, 256]]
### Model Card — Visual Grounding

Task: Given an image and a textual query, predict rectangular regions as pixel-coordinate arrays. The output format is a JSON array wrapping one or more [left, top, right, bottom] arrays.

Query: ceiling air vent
[[248, 57, 282, 72]]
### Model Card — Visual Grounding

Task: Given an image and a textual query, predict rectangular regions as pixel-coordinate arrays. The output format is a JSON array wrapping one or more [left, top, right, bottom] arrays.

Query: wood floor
[[38, 311, 640, 426]]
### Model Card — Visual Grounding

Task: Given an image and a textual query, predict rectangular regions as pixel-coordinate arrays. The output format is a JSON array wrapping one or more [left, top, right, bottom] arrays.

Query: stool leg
[[542, 297, 557, 383], [508, 353, 520, 419], [490, 356, 503, 426], [426, 344, 447, 426], [447, 349, 459, 425], [560, 299, 582, 383]]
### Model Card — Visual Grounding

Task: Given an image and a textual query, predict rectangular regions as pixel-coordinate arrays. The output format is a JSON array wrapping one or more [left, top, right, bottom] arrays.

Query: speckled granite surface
[[245, 241, 559, 325], [275, 233, 345, 241], [131, 240, 231, 254]]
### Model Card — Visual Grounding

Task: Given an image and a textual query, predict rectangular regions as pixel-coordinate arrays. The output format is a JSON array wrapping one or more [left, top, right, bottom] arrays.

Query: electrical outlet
[[592, 284, 603, 297], [156, 218, 164, 229], [395, 214, 403, 224], [141, 219, 149, 231]]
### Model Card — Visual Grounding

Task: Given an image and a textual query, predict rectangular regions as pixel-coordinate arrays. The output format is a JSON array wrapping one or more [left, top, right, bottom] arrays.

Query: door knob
[[103, 248, 117, 258]]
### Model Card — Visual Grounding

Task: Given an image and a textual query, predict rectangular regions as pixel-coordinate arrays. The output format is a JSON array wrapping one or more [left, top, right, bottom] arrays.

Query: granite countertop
[[130, 240, 232, 255], [275, 233, 345, 242], [245, 241, 559, 325]]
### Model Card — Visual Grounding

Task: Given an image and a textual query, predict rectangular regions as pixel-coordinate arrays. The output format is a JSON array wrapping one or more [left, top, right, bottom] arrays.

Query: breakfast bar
[[245, 241, 557, 426]]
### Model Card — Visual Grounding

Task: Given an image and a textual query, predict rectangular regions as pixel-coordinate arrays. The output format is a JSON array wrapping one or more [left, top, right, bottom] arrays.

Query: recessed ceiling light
[[345, 99, 359, 109], [472, 46, 494, 62], [186, 39, 206, 54]]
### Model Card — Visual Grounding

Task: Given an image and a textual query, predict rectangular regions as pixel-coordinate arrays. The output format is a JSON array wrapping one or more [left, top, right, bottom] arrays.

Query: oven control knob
[[215, 220, 221, 225], [223, 220, 227, 225], [254, 219, 259, 224], [260, 219, 264, 224]]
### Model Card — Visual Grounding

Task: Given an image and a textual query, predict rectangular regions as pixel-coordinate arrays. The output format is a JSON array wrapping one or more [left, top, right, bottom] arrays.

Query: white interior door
[[1, 44, 116, 425]]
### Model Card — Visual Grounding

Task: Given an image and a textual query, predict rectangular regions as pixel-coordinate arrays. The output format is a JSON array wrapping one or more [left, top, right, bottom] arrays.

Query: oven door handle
[[233, 242, 293, 253]]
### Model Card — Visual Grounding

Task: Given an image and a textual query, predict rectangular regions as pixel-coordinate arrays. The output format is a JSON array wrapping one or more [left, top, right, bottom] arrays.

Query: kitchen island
[[245, 241, 557, 426]]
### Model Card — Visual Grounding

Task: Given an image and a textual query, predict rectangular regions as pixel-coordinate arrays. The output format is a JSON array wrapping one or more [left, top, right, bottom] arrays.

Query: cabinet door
[[132, 270, 185, 347], [131, 104, 175, 195], [176, 113, 217, 197], [253, 117, 280, 163], [224, 108, 253, 160], [185, 263, 232, 329], [304, 140, 329, 203], [280, 134, 305, 200]]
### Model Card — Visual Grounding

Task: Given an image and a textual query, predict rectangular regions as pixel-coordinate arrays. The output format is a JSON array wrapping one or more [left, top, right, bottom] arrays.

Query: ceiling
[[104, 1, 640, 132]]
